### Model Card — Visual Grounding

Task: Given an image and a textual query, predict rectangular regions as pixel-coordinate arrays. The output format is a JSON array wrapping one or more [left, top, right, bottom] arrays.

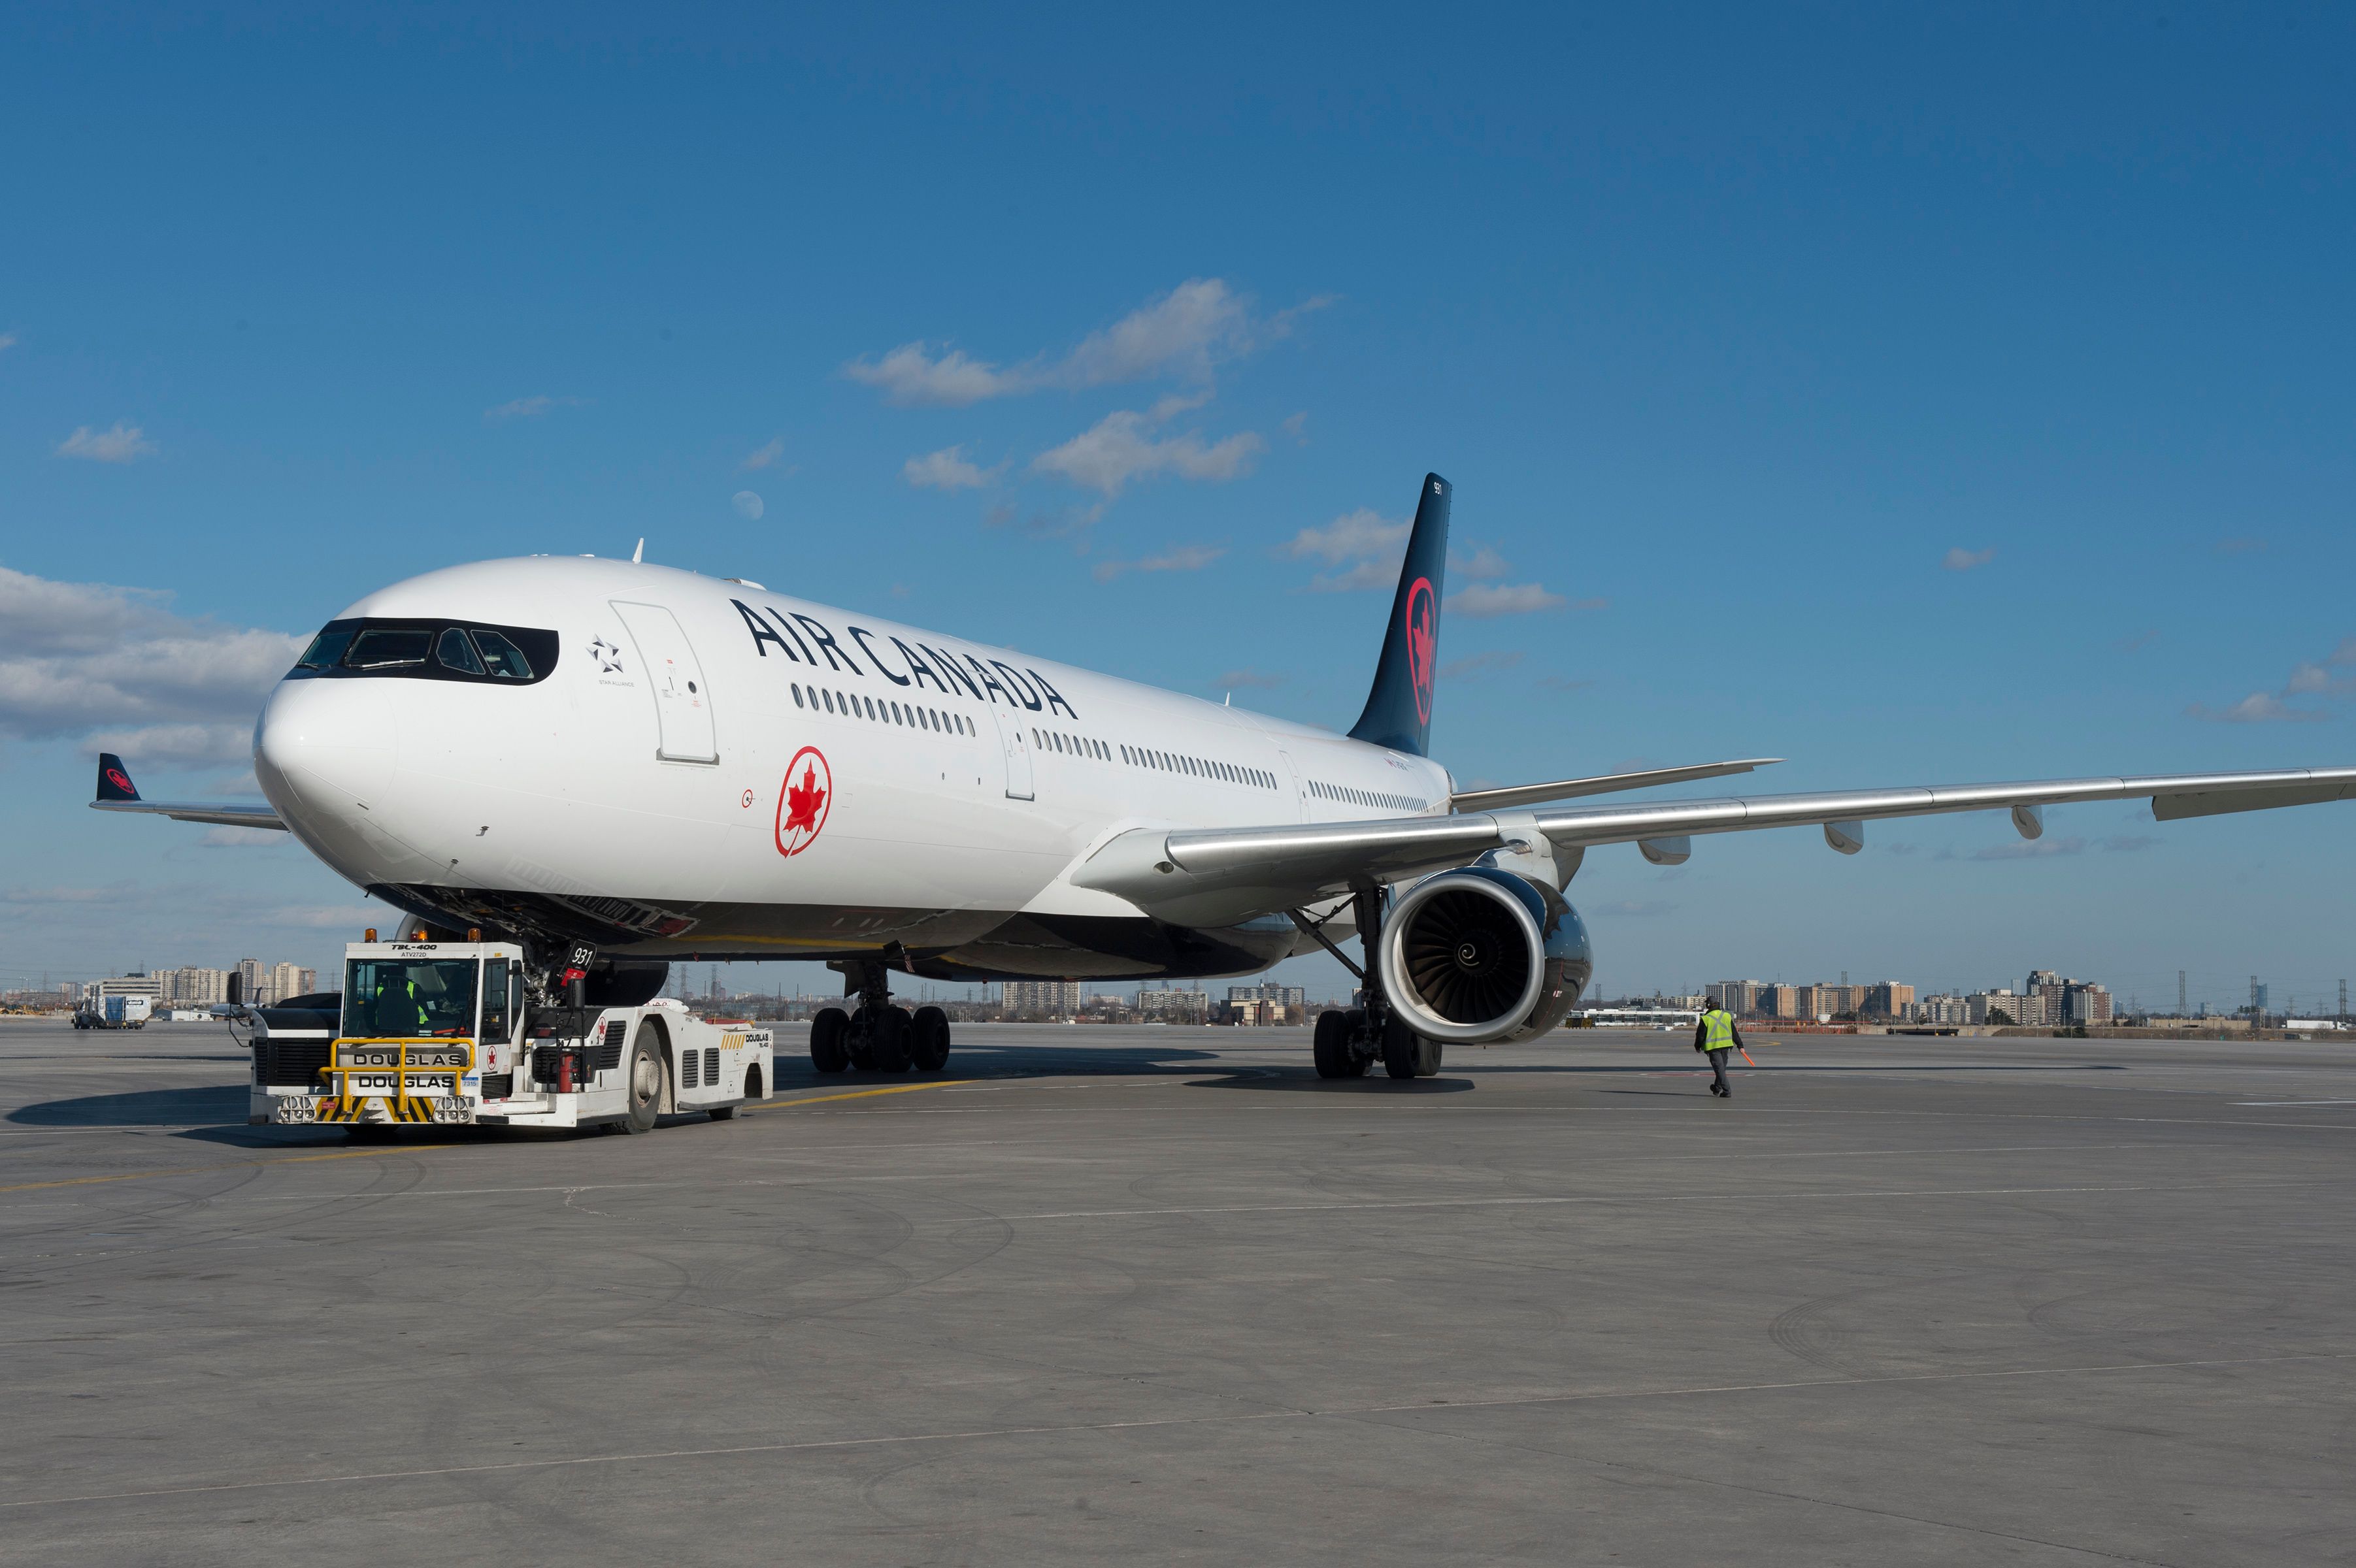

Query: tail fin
[[1347, 472, 1450, 756], [96, 753, 141, 802]]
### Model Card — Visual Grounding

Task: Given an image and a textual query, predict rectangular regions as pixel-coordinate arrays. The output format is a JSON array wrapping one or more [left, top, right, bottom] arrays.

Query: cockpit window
[[296, 628, 356, 670], [435, 627, 486, 674], [469, 629, 535, 679], [345, 629, 432, 669], [288, 617, 558, 685]]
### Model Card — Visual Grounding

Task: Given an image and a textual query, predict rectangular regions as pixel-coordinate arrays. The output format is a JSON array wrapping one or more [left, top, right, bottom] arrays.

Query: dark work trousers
[[1706, 1047, 1732, 1096]]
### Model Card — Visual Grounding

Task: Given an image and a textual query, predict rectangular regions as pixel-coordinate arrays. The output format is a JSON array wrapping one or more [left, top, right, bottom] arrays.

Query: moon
[[732, 490, 764, 520]]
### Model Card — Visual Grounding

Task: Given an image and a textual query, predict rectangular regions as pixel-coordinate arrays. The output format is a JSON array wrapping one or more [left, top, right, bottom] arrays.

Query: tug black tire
[[621, 1034, 663, 1132], [810, 1007, 852, 1073]]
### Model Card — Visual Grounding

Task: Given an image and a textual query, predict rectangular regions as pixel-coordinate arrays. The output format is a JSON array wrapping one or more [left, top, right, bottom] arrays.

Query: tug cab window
[[344, 957, 479, 1038]]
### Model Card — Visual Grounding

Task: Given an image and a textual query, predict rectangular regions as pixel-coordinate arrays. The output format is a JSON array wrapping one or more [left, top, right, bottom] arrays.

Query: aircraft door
[[1277, 749, 1307, 821], [611, 601, 719, 763], [993, 710, 1035, 800]]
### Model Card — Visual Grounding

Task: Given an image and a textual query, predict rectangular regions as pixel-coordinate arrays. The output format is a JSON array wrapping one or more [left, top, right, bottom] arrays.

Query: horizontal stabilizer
[[1451, 758, 1782, 813], [90, 751, 286, 830]]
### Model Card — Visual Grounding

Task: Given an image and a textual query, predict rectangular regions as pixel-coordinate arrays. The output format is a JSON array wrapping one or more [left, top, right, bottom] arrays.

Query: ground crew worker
[[1693, 1002, 1744, 1098], [371, 973, 425, 1036]]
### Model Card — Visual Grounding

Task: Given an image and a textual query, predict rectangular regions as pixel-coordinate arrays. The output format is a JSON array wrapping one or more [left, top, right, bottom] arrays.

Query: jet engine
[[1376, 866, 1593, 1044]]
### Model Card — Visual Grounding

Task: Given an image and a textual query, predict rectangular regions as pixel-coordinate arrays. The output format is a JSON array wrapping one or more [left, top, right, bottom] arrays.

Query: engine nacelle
[[1377, 867, 1593, 1044]]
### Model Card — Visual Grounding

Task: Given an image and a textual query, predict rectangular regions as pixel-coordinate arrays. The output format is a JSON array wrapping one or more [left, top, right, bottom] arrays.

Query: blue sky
[[5, 5, 2353, 1013]]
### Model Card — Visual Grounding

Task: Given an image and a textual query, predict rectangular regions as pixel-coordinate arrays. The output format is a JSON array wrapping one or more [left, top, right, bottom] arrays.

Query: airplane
[[92, 472, 2356, 1079]]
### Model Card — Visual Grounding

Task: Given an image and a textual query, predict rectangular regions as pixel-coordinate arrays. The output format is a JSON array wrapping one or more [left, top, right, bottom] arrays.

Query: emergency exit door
[[611, 602, 719, 763], [993, 710, 1035, 800]]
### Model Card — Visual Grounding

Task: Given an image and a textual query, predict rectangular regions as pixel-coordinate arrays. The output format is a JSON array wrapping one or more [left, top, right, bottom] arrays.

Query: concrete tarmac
[[2, 1017, 2352, 1565]]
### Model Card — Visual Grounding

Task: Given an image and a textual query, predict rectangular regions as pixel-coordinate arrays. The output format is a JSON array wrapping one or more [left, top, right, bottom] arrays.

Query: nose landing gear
[[810, 959, 953, 1076]]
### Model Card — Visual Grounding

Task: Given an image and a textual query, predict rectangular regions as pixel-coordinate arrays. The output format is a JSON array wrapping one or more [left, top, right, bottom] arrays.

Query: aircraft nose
[[255, 677, 397, 824]]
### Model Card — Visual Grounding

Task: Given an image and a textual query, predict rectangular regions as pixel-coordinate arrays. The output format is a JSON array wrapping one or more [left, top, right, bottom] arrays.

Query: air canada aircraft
[[93, 474, 2356, 1079]]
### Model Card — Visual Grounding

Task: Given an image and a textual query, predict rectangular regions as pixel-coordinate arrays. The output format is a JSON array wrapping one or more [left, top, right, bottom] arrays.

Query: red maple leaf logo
[[784, 764, 825, 834], [774, 747, 831, 857], [1404, 577, 1436, 724]]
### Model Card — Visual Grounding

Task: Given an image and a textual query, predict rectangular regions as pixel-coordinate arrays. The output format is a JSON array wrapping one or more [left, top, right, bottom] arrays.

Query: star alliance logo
[[589, 636, 625, 674]]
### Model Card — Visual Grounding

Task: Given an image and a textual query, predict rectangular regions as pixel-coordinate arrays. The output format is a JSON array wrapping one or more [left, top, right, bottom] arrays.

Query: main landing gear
[[810, 960, 952, 1076], [1305, 887, 1442, 1081]]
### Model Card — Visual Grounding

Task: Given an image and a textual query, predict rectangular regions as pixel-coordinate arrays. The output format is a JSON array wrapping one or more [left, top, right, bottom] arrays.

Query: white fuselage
[[254, 557, 1453, 979]]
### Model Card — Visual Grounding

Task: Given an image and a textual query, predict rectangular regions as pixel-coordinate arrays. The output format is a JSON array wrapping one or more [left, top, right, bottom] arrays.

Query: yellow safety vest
[[1701, 1009, 1735, 1051]]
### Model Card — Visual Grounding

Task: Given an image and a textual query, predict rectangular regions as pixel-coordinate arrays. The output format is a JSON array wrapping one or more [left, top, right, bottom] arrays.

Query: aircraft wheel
[[1312, 1009, 1352, 1078], [868, 1005, 913, 1073], [1382, 1015, 1421, 1080], [910, 1006, 952, 1072], [810, 1006, 852, 1073], [1415, 1036, 1444, 1077]]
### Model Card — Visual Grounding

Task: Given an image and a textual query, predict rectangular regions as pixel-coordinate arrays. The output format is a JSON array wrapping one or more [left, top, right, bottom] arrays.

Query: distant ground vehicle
[[74, 995, 152, 1030], [248, 936, 772, 1132]]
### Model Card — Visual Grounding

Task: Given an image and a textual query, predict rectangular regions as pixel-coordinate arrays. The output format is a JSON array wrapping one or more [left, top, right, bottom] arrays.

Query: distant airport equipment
[[1582, 1006, 1701, 1030], [247, 936, 774, 1132], [73, 994, 152, 1030]]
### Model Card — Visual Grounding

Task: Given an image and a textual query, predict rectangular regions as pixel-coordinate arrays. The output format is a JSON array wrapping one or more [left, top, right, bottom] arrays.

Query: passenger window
[[436, 627, 486, 675], [470, 629, 535, 679], [345, 629, 431, 669], [297, 627, 356, 670]]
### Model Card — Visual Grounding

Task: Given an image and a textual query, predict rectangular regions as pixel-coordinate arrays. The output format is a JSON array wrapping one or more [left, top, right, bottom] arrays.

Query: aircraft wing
[[1450, 757, 1782, 811], [88, 752, 287, 831], [1072, 766, 2356, 927]]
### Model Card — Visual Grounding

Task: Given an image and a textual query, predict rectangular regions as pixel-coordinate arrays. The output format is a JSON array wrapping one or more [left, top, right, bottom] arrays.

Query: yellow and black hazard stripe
[[313, 1094, 442, 1124]]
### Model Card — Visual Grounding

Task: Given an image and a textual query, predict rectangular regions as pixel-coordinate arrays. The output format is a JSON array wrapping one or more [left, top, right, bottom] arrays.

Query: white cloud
[[1093, 544, 1227, 583], [57, 423, 156, 463], [0, 565, 303, 746], [845, 278, 1323, 406], [1280, 508, 1411, 590], [1448, 583, 1570, 618], [903, 445, 997, 490], [1303, 559, 1403, 593], [2283, 662, 2331, 696], [1283, 508, 1410, 566], [1033, 410, 1261, 497], [85, 723, 256, 769], [1055, 278, 1249, 389], [1942, 546, 1996, 572], [2185, 693, 2329, 723], [201, 826, 284, 847], [740, 436, 786, 470], [1280, 412, 1308, 444], [0, 332, 18, 353], [843, 344, 1020, 407], [1, 881, 141, 906], [1450, 545, 1512, 581], [483, 395, 585, 423]]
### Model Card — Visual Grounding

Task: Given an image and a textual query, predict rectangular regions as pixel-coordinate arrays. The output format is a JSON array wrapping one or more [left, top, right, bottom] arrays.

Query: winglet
[[96, 753, 141, 802]]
